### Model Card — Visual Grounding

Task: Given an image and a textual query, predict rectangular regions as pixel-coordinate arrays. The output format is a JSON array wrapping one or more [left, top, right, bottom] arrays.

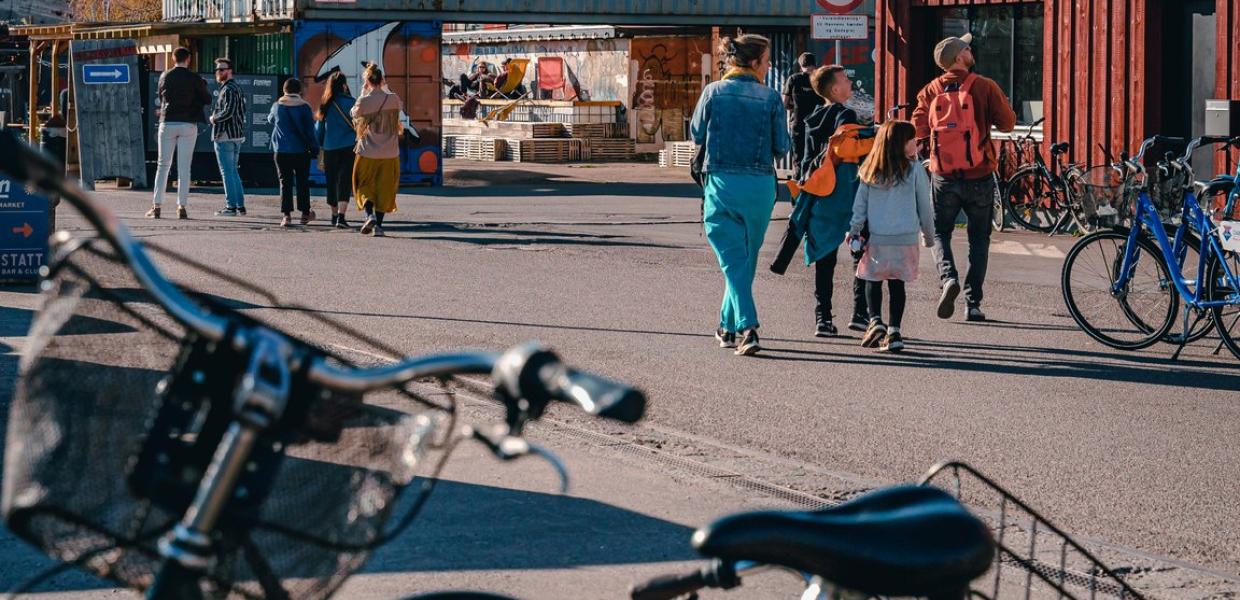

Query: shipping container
[[295, 20, 443, 186], [299, 0, 819, 26]]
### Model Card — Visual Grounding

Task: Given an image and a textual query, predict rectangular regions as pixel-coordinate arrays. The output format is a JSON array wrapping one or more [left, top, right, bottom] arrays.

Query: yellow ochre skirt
[[353, 156, 400, 213]]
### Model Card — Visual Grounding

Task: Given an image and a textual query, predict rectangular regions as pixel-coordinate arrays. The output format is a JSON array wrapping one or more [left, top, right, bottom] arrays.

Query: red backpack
[[928, 73, 986, 176]]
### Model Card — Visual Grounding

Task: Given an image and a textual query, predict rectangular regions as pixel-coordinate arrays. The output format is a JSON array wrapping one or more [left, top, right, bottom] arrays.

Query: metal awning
[[442, 25, 617, 45], [7, 21, 289, 42]]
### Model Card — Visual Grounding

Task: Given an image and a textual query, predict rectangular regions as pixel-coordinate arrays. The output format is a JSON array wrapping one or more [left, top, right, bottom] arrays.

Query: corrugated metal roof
[[303, 0, 819, 26], [442, 25, 616, 44]]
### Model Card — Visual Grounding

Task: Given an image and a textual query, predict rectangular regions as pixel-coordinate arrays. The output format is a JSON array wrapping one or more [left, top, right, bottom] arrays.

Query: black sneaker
[[848, 314, 869, 332], [734, 329, 761, 356], [360, 217, 376, 235], [215, 207, 238, 217], [815, 318, 837, 337], [880, 331, 905, 352], [237, 207, 247, 216], [336, 216, 351, 229], [966, 307, 987, 322], [715, 328, 736, 349], [861, 321, 888, 348], [330, 214, 339, 227], [937, 279, 961, 319]]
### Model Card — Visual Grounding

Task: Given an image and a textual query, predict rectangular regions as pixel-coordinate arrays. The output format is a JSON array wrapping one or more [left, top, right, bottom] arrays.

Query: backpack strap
[[958, 73, 978, 96]]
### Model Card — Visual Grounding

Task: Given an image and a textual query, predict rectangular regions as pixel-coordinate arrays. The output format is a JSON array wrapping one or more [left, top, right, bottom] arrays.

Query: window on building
[[933, 4, 1044, 125]]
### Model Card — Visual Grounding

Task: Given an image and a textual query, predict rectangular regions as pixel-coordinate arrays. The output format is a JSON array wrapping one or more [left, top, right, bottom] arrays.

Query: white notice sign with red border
[[812, 14, 868, 40]]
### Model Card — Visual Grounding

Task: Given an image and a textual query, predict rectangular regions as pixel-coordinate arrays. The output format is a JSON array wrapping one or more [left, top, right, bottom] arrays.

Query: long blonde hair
[[859, 120, 916, 188]]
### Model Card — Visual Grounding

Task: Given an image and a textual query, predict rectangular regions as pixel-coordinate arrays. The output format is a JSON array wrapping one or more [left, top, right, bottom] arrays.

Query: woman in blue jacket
[[268, 78, 320, 227], [315, 71, 358, 229], [689, 34, 790, 357]]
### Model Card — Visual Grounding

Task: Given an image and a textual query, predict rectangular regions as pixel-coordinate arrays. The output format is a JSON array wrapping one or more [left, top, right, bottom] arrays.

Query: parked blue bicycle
[[1061, 134, 1240, 359]]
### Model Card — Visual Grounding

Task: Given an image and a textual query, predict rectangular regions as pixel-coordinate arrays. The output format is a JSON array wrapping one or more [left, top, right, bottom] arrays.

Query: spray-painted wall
[[295, 20, 443, 185], [442, 38, 631, 104], [628, 35, 712, 152]]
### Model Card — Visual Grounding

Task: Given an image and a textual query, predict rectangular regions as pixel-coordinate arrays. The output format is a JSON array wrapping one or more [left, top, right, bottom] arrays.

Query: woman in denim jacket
[[690, 34, 790, 356]]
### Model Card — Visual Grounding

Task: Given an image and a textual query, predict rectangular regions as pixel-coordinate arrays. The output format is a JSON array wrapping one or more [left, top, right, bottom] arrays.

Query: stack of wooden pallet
[[442, 115, 633, 164], [658, 141, 697, 169]]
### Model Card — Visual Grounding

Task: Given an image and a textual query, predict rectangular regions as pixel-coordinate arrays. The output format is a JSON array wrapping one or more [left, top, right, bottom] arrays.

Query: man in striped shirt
[[210, 58, 248, 216]]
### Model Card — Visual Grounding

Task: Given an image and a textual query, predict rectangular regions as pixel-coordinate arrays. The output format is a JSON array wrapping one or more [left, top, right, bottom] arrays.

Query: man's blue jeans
[[213, 140, 245, 208]]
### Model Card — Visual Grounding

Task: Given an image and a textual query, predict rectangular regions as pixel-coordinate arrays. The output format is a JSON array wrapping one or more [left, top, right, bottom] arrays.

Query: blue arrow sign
[[83, 63, 130, 85]]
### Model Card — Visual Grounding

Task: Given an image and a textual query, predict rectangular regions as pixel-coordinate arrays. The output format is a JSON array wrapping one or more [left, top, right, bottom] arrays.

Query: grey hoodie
[[850, 160, 935, 247]]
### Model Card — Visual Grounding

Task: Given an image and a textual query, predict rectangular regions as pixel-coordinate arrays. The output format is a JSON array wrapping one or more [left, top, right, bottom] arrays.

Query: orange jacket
[[787, 124, 876, 197]]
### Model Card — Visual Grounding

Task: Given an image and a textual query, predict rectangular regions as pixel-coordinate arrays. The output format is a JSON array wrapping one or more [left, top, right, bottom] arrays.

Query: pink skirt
[[856, 243, 920, 282]]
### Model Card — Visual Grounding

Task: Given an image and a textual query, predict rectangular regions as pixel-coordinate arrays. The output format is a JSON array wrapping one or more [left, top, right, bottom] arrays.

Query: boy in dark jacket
[[267, 78, 320, 227], [798, 65, 871, 336]]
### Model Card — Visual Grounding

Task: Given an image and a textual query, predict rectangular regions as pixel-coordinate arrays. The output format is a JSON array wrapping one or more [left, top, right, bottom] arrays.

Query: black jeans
[[814, 249, 870, 321], [867, 279, 906, 329], [790, 127, 806, 179], [275, 152, 312, 215], [931, 174, 997, 308], [323, 148, 354, 209]]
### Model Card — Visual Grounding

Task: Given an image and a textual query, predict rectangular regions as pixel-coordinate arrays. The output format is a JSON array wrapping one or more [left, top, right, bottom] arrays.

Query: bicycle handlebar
[[0, 129, 646, 423]]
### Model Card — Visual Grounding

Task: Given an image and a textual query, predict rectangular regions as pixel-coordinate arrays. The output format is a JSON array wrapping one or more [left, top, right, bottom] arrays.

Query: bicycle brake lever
[[466, 425, 571, 493]]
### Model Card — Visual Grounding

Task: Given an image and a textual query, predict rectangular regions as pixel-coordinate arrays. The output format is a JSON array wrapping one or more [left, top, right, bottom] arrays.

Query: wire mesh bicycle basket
[[1147, 167, 1189, 222], [1069, 166, 1128, 229], [4, 232, 445, 600], [920, 462, 1152, 600]]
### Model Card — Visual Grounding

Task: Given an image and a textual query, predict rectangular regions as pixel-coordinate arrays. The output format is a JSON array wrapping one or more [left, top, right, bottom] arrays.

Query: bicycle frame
[[1116, 187, 1240, 310]]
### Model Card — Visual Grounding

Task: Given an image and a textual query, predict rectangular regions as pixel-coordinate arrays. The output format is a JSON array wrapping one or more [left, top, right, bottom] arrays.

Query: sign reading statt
[[0, 176, 49, 282], [812, 14, 868, 40]]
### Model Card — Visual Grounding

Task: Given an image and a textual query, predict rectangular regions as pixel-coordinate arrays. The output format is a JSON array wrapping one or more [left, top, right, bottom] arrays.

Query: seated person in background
[[447, 61, 494, 100], [491, 58, 528, 99]]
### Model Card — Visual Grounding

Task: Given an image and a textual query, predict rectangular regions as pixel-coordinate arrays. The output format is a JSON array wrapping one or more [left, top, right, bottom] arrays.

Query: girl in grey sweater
[[847, 121, 935, 352]]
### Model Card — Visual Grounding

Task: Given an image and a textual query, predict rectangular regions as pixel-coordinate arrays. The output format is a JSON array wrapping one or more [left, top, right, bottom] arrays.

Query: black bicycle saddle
[[1050, 142, 1070, 155], [1200, 175, 1236, 197], [692, 485, 994, 597]]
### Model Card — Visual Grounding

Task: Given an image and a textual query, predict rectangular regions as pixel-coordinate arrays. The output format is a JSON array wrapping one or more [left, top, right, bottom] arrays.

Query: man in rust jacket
[[912, 33, 1016, 323]]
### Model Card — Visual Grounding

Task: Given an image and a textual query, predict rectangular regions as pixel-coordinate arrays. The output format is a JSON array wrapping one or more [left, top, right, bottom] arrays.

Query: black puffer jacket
[[158, 66, 211, 124]]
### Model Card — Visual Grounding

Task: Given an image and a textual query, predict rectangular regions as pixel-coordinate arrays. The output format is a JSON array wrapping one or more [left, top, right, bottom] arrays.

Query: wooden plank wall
[[1042, 0, 1156, 169], [1217, 0, 1240, 176], [70, 40, 148, 190]]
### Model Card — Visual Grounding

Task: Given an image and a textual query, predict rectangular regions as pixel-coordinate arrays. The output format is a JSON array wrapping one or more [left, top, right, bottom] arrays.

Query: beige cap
[[934, 33, 973, 70]]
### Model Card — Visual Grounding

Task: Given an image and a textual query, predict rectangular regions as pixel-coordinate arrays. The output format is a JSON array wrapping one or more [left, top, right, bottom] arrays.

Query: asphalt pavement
[[0, 160, 1237, 599]]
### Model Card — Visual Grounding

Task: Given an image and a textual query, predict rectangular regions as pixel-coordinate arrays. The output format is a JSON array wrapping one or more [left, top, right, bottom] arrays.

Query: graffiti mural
[[628, 36, 711, 148], [442, 38, 629, 103], [295, 20, 442, 185]]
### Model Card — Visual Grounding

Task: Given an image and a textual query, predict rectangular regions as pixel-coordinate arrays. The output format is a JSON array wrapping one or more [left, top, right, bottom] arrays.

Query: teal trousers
[[703, 172, 776, 332]]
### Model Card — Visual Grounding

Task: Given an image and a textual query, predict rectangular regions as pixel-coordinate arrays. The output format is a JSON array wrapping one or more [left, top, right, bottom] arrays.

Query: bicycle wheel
[[1204, 250, 1240, 360], [1062, 230, 1177, 350], [1004, 166, 1066, 232]]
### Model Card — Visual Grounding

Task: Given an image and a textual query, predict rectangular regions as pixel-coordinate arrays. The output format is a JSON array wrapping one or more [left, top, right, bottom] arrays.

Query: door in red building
[[1161, 0, 1217, 175]]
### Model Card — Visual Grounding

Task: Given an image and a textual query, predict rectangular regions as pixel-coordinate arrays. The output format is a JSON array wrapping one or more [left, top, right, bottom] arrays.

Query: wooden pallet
[[508, 138, 587, 163], [563, 123, 622, 139], [586, 138, 636, 161], [660, 141, 697, 168], [443, 135, 507, 161], [443, 118, 564, 139]]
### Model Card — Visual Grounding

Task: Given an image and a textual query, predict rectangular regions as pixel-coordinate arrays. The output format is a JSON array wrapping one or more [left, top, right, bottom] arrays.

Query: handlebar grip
[[630, 569, 710, 600], [1033, 116, 1046, 127], [543, 365, 646, 423]]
